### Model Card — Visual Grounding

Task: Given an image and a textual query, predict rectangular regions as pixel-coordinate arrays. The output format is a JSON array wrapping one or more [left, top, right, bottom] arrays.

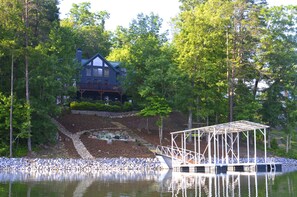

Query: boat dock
[[156, 120, 282, 174]]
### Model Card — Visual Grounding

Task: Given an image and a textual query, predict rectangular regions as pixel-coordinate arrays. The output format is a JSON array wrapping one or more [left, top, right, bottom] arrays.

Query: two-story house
[[76, 49, 125, 101]]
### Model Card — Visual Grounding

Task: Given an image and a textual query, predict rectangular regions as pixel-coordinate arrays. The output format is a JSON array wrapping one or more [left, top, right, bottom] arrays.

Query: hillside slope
[[34, 112, 187, 158]]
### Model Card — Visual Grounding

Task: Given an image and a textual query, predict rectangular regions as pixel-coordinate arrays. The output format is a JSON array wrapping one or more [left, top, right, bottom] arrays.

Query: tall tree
[[260, 5, 297, 151], [0, 0, 79, 155], [22, 0, 59, 152], [24, 0, 32, 152], [108, 13, 169, 103], [228, 0, 267, 122], [173, 0, 232, 125], [10, 54, 14, 157], [139, 97, 172, 145], [108, 13, 177, 143], [63, 2, 111, 57], [68, 2, 109, 28]]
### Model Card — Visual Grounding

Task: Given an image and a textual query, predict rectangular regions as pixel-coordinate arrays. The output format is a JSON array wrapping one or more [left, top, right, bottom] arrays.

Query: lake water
[[0, 170, 296, 197]]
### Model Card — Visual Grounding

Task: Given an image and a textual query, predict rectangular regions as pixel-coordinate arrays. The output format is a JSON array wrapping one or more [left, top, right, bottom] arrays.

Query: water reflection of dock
[[161, 171, 277, 196]]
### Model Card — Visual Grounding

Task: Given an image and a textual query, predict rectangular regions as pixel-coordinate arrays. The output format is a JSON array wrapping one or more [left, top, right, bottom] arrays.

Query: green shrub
[[112, 101, 122, 106], [0, 143, 8, 156], [271, 138, 278, 150], [14, 146, 28, 157], [108, 105, 121, 112], [122, 102, 133, 111]]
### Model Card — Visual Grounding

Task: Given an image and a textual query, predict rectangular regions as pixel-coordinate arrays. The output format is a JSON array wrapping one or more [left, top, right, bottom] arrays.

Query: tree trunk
[[188, 109, 192, 129], [25, 0, 32, 153], [253, 79, 259, 99], [286, 135, 289, 153], [226, 27, 234, 122], [146, 117, 150, 133], [9, 54, 14, 158], [188, 109, 193, 142], [159, 116, 163, 145], [267, 130, 271, 149], [289, 134, 292, 150]]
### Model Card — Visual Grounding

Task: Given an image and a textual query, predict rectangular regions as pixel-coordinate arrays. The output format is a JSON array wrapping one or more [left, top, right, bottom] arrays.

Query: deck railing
[[77, 83, 121, 92]]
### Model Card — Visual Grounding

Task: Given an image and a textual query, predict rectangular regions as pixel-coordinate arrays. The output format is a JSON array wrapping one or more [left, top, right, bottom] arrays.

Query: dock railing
[[156, 145, 205, 165]]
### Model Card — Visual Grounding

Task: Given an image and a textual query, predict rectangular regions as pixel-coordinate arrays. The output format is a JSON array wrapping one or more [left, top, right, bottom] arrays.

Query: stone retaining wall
[[71, 110, 138, 118]]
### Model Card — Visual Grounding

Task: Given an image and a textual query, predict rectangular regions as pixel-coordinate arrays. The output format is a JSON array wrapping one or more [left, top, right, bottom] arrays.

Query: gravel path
[[51, 118, 94, 159]]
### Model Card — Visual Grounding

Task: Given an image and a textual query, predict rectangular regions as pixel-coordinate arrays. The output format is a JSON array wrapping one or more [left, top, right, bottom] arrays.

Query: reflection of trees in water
[[1, 170, 166, 197], [2, 170, 297, 196]]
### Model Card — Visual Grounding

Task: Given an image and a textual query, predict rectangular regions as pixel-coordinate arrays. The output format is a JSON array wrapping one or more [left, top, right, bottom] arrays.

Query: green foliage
[[13, 146, 28, 157], [270, 147, 297, 160], [68, 2, 110, 28], [0, 142, 9, 156], [122, 102, 133, 111], [173, 0, 233, 123], [139, 96, 172, 144], [0, 93, 30, 156], [260, 6, 297, 132], [0, 0, 296, 155], [62, 2, 112, 57], [139, 97, 172, 117], [108, 13, 171, 104], [0, 0, 81, 154], [271, 138, 278, 150]]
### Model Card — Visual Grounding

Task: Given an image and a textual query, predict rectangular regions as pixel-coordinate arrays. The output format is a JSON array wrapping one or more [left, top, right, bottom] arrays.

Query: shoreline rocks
[[1, 156, 297, 174], [0, 157, 162, 173]]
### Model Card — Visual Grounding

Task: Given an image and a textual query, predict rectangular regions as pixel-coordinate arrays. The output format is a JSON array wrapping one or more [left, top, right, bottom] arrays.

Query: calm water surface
[[0, 170, 296, 197]]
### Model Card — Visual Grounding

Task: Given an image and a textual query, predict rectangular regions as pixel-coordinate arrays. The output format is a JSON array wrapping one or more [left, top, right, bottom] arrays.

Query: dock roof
[[171, 120, 269, 135]]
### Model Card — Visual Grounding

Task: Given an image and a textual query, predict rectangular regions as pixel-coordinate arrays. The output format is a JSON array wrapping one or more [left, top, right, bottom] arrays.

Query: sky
[[59, 0, 297, 32]]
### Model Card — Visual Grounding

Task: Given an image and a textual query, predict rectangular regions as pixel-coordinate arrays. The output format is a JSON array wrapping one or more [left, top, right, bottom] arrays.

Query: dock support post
[[264, 128, 267, 163], [237, 131, 240, 164], [214, 128, 216, 164], [247, 131, 250, 163], [208, 132, 211, 164], [254, 129, 257, 163], [225, 129, 228, 164]]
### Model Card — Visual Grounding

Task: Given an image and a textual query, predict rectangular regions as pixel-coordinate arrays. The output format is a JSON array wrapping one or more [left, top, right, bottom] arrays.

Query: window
[[93, 68, 103, 77], [93, 57, 103, 66], [104, 68, 109, 77], [86, 68, 91, 76]]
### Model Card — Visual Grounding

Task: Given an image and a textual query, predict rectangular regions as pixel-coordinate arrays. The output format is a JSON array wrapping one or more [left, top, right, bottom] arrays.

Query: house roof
[[81, 53, 120, 73], [81, 59, 88, 65], [171, 120, 269, 135], [109, 61, 121, 68]]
